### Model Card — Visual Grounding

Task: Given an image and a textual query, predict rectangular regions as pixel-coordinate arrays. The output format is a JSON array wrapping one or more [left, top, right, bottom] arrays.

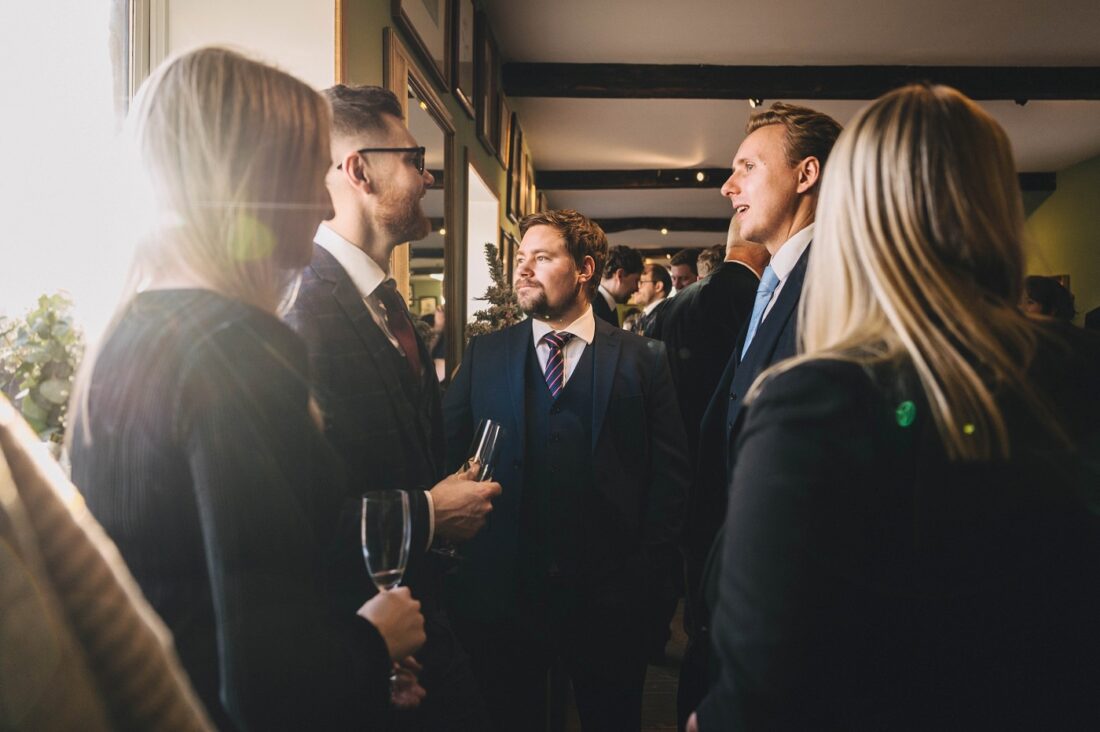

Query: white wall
[[466, 165, 501, 323], [167, 0, 334, 90]]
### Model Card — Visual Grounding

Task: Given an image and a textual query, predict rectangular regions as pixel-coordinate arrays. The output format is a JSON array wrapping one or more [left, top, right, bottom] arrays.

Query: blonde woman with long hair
[[69, 47, 426, 730], [690, 85, 1100, 731]]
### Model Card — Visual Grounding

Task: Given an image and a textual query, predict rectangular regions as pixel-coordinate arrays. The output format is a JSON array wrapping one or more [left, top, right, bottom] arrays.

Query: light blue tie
[[741, 265, 780, 359]]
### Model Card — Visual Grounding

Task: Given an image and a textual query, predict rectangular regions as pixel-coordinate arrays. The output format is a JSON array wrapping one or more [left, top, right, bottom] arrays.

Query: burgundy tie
[[376, 279, 423, 378], [542, 331, 575, 399]]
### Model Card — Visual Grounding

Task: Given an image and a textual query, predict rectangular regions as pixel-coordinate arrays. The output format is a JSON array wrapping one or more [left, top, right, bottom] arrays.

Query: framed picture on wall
[[518, 148, 530, 219], [474, 12, 500, 159], [418, 296, 438, 315], [499, 97, 513, 169], [505, 114, 522, 223], [524, 157, 536, 218], [450, 0, 475, 117], [500, 228, 517, 284], [392, 0, 450, 90]]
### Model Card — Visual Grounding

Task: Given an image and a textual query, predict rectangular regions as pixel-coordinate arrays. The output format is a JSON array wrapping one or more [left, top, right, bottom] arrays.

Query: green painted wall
[[1025, 153, 1100, 323]]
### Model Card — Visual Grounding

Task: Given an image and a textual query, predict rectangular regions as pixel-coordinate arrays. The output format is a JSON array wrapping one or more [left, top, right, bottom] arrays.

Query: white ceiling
[[485, 0, 1100, 249]]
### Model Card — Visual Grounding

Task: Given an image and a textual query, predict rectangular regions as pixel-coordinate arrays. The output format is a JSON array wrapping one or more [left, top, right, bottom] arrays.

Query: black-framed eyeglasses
[[337, 146, 426, 174]]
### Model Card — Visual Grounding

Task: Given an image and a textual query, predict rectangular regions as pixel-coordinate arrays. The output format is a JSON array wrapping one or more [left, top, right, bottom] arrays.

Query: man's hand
[[686, 711, 699, 732], [430, 465, 501, 541], [391, 656, 427, 710], [357, 587, 426, 662]]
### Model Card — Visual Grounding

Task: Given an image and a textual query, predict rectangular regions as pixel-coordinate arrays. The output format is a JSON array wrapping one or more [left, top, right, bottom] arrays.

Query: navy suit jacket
[[688, 244, 810, 620], [286, 245, 442, 591], [442, 315, 690, 620], [650, 262, 759, 458]]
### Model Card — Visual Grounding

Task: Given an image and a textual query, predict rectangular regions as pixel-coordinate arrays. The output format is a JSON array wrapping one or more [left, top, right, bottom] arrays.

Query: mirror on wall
[[466, 160, 501, 331], [407, 88, 447, 383], [384, 28, 458, 380]]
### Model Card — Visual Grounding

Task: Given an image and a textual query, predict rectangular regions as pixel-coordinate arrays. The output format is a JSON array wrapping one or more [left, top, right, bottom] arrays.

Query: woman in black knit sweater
[[70, 47, 424, 731]]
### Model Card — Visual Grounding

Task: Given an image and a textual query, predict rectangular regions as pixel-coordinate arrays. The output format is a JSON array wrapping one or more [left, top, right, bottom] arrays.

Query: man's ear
[[342, 152, 375, 194], [578, 255, 596, 284], [795, 156, 821, 193]]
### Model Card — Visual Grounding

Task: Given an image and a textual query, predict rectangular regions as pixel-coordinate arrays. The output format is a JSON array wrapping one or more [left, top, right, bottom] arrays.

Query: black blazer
[[592, 289, 619, 326], [696, 323, 1100, 730], [687, 246, 809, 597], [442, 316, 690, 620], [650, 261, 759, 457], [286, 245, 442, 589]]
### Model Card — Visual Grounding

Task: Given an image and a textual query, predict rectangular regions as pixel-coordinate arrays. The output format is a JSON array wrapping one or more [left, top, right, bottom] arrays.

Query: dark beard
[[517, 279, 584, 321]]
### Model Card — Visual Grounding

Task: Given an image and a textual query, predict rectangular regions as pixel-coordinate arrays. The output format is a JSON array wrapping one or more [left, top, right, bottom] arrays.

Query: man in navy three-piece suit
[[443, 209, 690, 732]]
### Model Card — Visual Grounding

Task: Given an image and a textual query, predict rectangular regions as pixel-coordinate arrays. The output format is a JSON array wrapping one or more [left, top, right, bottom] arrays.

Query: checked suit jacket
[[286, 244, 444, 602]]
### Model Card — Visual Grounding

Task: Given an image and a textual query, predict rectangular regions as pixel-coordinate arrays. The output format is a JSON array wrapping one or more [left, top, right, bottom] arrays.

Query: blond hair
[[71, 47, 331, 444], [765, 84, 1057, 460]]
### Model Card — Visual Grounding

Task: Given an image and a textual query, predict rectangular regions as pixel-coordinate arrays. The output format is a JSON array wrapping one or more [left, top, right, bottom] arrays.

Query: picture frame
[[524, 156, 536, 218], [518, 147, 530, 220], [505, 113, 522, 223], [418, 296, 439, 315], [500, 228, 517, 284], [392, 0, 450, 91], [450, 0, 475, 118], [498, 96, 513, 169], [474, 12, 501, 159]]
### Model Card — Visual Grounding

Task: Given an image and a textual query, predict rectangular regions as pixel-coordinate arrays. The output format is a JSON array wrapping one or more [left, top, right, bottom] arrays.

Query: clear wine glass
[[432, 418, 504, 559], [361, 490, 412, 591]]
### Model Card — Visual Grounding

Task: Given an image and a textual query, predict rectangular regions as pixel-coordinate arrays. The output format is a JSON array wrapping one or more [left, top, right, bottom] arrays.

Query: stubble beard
[[377, 185, 430, 244]]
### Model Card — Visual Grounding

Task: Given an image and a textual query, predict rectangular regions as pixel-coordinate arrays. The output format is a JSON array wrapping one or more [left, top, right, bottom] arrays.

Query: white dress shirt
[[761, 223, 814, 322], [530, 306, 596, 388], [313, 223, 436, 547]]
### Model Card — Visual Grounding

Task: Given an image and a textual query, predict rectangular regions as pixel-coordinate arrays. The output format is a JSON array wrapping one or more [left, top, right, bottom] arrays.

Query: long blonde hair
[[778, 84, 1054, 460], [70, 47, 331, 444]]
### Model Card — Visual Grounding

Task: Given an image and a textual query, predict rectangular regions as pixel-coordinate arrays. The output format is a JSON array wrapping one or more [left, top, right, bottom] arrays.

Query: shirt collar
[[642, 298, 664, 316], [769, 223, 815, 282], [597, 284, 617, 311], [531, 305, 596, 347], [314, 223, 389, 299]]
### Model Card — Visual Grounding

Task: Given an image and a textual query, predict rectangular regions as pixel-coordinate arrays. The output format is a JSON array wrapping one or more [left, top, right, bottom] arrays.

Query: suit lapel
[[590, 318, 622, 451], [310, 246, 424, 449], [740, 243, 811, 369], [505, 320, 531, 441]]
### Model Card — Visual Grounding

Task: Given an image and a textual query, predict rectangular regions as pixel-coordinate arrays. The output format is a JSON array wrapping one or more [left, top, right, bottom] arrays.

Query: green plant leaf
[[38, 378, 70, 405]]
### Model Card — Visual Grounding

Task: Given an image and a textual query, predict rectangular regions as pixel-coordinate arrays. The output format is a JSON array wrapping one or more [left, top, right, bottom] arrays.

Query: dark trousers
[[453, 589, 648, 732]]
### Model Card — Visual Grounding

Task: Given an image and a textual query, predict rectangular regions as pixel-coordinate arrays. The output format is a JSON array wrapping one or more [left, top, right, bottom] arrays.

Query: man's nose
[[720, 172, 738, 197], [423, 169, 435, 187]]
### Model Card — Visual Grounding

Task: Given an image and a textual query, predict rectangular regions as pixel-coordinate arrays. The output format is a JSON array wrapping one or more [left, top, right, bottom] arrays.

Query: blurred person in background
[[1023, 274, 1076, 321]]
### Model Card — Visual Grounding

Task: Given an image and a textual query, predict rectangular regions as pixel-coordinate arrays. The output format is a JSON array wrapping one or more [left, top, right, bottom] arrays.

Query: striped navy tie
[[542, 331, 575, 398]]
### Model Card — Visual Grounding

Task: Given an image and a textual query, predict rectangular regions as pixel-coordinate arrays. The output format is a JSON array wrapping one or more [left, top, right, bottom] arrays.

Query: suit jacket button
[[729, 391, 737, 401], [550, 405, 561, 415]]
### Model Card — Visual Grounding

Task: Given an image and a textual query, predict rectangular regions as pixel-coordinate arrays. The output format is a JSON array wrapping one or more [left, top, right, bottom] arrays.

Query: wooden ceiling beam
[[503, 63, 1100, 101], [541, 169, 1055, 192], [593, 217, 731, 234]]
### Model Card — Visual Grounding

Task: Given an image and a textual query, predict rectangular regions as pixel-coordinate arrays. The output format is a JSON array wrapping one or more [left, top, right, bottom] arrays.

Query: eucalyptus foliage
[[466, 242, 524, 341], [0, 293, 85, 442]]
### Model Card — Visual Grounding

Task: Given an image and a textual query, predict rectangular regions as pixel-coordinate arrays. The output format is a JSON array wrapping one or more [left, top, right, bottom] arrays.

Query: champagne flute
[[433, 418, 504, 558], [465, 418, 504, 480], [361, 490, 412, 590]]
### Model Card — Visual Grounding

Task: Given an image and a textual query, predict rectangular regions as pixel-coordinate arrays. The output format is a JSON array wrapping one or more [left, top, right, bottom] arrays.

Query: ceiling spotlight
[[749, 98, 763, 109], [438, 227, 447, 235], [660, 227, 669, 236], [695, 171, 706, 182], [419, 100, 428, 111]]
